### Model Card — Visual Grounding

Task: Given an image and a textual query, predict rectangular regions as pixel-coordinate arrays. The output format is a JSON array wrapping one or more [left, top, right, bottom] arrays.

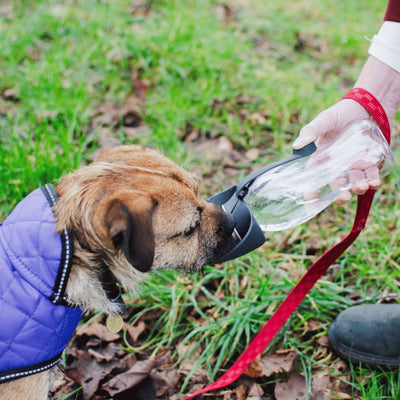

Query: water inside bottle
[[245, 119, 393, 232]]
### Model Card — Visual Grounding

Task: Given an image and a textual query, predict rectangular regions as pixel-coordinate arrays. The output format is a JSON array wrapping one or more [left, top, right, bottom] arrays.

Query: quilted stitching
[[1, 190, 61, 296], [0, 189, 82, 381]]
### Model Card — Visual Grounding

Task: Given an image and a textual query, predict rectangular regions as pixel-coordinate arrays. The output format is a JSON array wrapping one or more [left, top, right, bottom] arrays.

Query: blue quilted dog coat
[[0, 184, 82, 383]]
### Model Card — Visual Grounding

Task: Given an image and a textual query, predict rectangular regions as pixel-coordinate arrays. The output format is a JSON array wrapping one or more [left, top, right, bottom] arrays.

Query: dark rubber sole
[[329, 329, 400, 369]]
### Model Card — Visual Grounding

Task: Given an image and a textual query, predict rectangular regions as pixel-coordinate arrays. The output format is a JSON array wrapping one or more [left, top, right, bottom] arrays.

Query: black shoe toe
[[329, 304, 400, 368]]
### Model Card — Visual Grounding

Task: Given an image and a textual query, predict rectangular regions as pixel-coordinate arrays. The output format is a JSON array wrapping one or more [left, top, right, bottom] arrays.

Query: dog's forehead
[[94, 145, 199, 192], [149, 184, 203, 238], [155, 179, 201, 209]]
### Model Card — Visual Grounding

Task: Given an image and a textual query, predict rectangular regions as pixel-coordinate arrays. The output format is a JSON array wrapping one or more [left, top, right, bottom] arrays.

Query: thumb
[[293, 99, 370, 150], [293, 109, 335, 149], [292, 124, 319, 149]]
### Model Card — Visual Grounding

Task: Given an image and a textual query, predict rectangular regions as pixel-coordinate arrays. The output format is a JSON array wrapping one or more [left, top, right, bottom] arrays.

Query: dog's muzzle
[[208, 186, 265, 263]]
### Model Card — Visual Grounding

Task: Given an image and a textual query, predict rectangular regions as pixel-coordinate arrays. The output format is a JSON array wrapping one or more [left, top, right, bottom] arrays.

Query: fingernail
[[293, 138, 304, 148], [369, 179, 381, 189], [336, 191, 352, 204]]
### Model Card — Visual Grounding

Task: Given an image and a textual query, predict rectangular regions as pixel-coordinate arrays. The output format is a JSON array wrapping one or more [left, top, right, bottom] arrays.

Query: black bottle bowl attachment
[[208, 142, 316, 263]]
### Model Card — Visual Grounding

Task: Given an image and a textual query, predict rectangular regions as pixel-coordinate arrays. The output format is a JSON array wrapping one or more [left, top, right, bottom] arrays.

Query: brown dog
[[0, 145, 235, 400]]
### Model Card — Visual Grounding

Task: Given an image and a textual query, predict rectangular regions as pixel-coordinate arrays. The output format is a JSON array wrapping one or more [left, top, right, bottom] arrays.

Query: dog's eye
[[184, 225, 197, 236], [185, 219, 201, 236], [170, 221, 200, 239], [182, 220, 200, 237]]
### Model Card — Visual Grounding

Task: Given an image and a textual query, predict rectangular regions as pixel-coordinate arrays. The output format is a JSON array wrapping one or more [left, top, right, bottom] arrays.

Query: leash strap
[[182, 88, 391, 399]]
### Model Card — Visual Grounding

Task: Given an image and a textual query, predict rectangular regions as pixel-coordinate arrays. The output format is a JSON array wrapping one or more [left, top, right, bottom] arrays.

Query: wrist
[[342, 89, 391, 143], [354, 56, 400, 123]]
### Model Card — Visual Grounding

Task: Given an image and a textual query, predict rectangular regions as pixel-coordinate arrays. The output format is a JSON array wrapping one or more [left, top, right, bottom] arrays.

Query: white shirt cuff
[[369, 21, 400, 73]]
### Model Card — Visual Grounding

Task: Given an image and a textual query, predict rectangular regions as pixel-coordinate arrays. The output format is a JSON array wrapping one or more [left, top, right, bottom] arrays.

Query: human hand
[[293, 56, 400, 203], [293, 100, 381, 203]]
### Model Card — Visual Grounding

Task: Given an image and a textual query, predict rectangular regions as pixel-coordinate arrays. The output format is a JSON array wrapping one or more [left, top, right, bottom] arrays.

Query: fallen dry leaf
[[96, 126, 121, 148], [121, 96, 142, 127], [244, 355, 263, 378], [232, 383, 248, 400], [214, 4, 235, 25], [87, 343, 124, 363], [89, 95, 143, 131], [261, 349, 298, 377], [74, 321, 121, 343], [177, 342, 204, 373], [294, 31, 328, 56], [245, 148, 260, 161], [306, 319, 323, 332], [316, 334, 329, 347], [311, 371, 331, 400], [247, 381, 265, 397], [0, 4, 13, 19], [89, 100, 121, 128], [131, 69, 149, 101], [126, 320, 147, 344], [151, 367, 180, 397], [274, 374, 307, 400], [2, 88, 19, 102], [102, 359, 157, 397], [66, 350, 121, 400], [128, 1, 152, 16]]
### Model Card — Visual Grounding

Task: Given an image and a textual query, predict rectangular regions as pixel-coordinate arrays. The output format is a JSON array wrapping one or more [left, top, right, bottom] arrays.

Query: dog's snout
[[209, 203, 236, 236]]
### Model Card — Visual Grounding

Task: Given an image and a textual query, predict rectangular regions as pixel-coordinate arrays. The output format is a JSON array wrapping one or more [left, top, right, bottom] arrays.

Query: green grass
[[1, 0, 399, 399]]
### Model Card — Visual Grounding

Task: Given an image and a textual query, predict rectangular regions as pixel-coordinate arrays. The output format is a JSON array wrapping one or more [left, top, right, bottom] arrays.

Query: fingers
[[349, 164, 381, 195], [293, 123, 320, 149], [364, 165, 381, 189], [293, 99, 384, 206], [335, 191, 352, 205], [348, 169, 369, 195], [334, 165, 381, 204]]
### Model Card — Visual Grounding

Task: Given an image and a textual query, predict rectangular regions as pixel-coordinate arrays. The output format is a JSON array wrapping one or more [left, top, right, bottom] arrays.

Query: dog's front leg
[[0, 371, 51, 400]]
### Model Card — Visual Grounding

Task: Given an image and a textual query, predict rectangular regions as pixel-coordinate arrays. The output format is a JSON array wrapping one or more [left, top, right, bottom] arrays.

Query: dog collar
[[45, 184, 127, 327], [99, 267, 126, 315], [42, 185, 126, 315]]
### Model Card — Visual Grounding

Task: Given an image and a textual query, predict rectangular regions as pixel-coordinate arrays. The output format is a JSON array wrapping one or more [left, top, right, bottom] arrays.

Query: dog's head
[[55, 145, 235, 313]]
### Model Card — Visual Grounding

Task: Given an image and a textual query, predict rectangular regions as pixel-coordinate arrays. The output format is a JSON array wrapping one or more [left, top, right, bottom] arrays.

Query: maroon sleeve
[[385, 0, 400, 21]]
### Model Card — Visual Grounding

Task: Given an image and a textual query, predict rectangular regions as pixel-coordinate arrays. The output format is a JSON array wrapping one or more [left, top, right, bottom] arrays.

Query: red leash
[[182, 88, 391, 399]]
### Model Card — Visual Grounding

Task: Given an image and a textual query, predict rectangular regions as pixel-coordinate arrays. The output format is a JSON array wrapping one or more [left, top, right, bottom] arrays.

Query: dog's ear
[[105, 197, 155, 272]]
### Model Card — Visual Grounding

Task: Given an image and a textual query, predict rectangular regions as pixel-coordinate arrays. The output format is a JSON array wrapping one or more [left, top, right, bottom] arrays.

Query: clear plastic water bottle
[[244, 119, 393, 232]]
